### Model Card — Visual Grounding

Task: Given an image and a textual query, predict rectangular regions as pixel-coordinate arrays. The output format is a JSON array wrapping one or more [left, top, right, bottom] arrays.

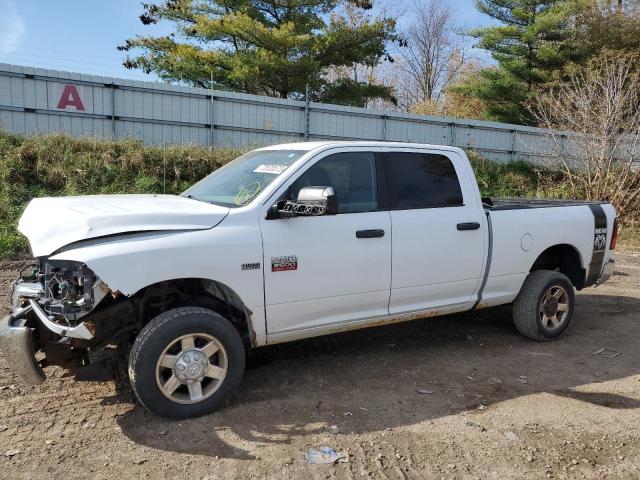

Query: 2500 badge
[[271, 255, 298, 272]]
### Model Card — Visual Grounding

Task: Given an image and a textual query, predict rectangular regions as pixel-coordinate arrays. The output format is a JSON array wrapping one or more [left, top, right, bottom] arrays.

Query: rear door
[[260, 148, 392, 336], [382, 149, 486, 314]]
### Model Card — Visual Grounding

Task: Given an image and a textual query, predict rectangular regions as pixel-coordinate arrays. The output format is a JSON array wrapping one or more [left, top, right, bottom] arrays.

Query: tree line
[[118, 0, 640, 126]]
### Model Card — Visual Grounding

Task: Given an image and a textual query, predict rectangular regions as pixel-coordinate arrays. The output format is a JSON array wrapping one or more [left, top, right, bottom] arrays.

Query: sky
[[0, 0, 495, 82]]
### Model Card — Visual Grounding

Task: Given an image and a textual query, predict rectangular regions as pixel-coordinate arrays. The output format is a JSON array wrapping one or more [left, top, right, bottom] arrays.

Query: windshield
[[182, 149, 305, 207]]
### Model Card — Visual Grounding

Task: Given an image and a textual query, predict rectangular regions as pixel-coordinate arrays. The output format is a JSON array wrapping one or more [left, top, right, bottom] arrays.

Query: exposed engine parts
[[40, 261, 109, 321], [10, 260, 111, 341]]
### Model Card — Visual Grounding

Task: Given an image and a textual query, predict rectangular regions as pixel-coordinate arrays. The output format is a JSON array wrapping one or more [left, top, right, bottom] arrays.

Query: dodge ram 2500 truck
[[1, 142, 617, 418]]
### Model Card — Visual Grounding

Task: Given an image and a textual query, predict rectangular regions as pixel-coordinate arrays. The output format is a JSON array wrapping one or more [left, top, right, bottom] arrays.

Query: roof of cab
[[258, 141, 342, 151], [257, 141, 463, 153]]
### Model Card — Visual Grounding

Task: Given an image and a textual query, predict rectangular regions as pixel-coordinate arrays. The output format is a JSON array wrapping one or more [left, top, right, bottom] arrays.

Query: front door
[[260, 150, 391, 336], [382, 149, 486, 314]]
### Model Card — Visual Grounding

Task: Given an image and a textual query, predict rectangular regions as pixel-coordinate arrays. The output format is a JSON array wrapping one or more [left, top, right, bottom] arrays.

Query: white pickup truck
[[2, 141, 617, 418]]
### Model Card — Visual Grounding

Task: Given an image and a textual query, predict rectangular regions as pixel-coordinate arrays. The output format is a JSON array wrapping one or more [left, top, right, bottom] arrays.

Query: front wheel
[[128, 307, 245, 418], [513, 270, 575, 341]]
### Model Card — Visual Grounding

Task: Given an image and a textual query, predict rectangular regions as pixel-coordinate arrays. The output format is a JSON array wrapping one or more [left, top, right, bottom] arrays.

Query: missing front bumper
[[0, 299, 97, 385], [0, 308, 46, 385], [28, 299, 95, 341]]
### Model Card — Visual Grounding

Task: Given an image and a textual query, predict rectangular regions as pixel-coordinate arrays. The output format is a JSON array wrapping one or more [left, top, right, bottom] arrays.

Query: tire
[[513, 270, 575, 341], [128, 307, 245, 419]]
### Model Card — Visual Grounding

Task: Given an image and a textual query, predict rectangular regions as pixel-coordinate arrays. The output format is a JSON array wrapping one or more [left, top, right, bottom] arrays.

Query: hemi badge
[[241, 263, 261, 271]]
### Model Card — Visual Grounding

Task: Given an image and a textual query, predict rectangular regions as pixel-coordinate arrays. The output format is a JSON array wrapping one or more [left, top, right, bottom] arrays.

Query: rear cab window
[[381, 151, 463, 209]]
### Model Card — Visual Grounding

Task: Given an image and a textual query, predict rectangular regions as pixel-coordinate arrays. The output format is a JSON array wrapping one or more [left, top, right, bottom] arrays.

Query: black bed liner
[[483, 197, 607, 211]]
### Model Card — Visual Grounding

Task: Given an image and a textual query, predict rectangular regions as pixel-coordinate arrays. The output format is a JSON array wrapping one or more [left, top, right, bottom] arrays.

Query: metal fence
[[0, 63, 557, 163]]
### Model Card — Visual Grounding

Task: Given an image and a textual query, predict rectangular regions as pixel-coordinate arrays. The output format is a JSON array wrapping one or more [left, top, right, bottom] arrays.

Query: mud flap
[[0, 314, 46, 385]]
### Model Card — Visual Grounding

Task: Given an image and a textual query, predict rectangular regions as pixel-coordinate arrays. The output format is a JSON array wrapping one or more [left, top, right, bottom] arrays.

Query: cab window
[[290, 152, 378, 213], [382, 152, 463, 209]]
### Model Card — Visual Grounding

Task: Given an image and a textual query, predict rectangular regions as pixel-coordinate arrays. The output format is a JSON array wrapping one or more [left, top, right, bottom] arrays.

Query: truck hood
[[19, 194, 229, 257]]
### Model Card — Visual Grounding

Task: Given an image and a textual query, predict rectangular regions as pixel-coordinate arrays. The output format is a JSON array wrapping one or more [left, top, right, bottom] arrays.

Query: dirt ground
[[1, 253, 639, 480]]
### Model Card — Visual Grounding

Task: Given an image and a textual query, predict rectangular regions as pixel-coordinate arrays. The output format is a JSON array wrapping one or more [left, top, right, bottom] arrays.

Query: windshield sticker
[[254, 164, 288, 174], [234, 181, 261, 205]]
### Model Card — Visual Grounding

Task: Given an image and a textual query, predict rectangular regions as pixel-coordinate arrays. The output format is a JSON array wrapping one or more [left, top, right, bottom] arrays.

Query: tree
[[456, 0, 580, 124], [410, 60, 489, 120], [395, 0, 468, 111], [573, 0, 640, 56], [119, 0, 400, 107], [531, 52, 640, 222], [322, 1, 399, 107]]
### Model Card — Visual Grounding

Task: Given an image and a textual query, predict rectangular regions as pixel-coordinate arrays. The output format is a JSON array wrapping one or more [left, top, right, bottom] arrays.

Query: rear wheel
[[128, 307, 245, 418], [513, 270, 575, 341]]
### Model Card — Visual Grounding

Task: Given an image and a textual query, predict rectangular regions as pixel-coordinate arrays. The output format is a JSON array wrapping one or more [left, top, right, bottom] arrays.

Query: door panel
[[260, 149, 391, 335], [261, 211, 391, 333], [383, 150, 485, 314], [389, 208, 484, 313]]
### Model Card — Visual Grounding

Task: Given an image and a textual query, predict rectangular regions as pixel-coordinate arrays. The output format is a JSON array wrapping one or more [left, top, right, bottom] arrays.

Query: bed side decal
[[585, 204, 607, 287]]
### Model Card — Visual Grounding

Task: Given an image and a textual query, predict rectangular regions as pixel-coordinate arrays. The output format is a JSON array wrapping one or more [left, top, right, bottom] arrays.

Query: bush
[[467, 150, 574, 199]]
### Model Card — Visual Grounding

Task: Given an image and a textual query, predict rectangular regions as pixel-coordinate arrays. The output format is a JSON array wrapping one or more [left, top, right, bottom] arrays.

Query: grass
[[0, 130, 634, 258]]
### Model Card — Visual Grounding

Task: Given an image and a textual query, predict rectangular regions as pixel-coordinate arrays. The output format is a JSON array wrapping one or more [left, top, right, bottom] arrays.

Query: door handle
[[356, 229, 385, 238], [457, 222, 480, 231]]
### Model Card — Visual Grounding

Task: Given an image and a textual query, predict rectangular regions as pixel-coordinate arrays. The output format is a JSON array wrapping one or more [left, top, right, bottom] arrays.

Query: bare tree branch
[[530, 52, 640, 223], [394, 0, 469, 111]]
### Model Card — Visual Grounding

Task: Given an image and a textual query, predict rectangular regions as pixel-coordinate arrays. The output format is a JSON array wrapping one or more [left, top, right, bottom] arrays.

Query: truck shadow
[[116, 292, 640, 460]]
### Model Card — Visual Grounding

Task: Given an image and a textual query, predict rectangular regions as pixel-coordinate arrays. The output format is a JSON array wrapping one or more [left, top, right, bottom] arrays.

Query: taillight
[[610, 218, 618, 250]]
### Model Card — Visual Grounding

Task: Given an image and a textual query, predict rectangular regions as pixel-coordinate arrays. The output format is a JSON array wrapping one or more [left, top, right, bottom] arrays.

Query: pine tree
[[456, 0, 579, 124], [119, 0, 399, 107]]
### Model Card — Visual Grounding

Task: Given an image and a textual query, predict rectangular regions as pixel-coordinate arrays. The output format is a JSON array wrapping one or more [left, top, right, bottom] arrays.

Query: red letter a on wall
[[57, 85, 85, 111]]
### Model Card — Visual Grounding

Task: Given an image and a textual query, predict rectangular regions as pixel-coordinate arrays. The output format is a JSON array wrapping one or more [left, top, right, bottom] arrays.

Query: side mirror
[[296, 186, 338, 215], [266, 186, 338, 219]]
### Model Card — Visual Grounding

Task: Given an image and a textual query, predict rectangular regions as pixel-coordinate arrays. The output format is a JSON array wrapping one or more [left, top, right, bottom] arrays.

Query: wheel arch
[[529, 244, 586, 290], [131, 277, 257, 349]]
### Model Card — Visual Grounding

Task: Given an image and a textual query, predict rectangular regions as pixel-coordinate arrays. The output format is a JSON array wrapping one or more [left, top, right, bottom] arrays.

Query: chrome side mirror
[[265, 186, 338, 219]]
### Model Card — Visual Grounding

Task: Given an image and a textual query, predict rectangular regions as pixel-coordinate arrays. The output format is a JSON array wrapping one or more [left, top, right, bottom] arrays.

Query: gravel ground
[[0, 251, 639, 479]]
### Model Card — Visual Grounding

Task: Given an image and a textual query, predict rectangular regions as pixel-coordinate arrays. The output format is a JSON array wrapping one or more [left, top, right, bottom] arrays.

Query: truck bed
[[483, 197, 607, 211]]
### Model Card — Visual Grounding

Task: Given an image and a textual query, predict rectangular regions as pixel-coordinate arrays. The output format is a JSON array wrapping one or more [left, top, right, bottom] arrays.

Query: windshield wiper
[[183, 194, 226, 207], [184, 194, 207, 203]]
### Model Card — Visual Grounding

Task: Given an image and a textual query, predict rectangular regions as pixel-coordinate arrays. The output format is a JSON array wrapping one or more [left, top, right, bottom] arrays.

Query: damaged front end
[[1, 260, 134, 384]]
